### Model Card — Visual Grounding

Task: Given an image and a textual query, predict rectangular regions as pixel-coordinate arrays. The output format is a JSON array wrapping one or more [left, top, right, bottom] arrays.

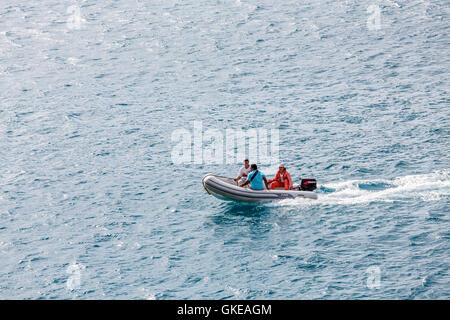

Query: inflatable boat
[[202, 174, 318, 203]]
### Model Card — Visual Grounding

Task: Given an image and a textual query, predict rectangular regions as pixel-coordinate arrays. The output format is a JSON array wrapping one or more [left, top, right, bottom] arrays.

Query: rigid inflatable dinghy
[[202, 174, 318, 202]]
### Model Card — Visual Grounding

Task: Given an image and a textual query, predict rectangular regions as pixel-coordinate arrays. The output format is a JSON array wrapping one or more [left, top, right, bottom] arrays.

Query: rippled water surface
[[0, 0, 449, 299]]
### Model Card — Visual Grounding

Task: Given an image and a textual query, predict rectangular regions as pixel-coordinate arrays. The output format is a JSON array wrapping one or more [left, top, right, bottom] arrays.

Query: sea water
[[0, 0, 448, 299]]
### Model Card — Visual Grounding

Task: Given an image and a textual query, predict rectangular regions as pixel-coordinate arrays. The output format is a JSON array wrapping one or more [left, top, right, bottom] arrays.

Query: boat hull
[[202, 174, 318, 202]]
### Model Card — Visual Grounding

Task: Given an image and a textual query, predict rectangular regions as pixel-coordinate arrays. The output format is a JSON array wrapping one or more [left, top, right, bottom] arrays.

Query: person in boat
[[240, 164, 269, 190], [233, 158, 251, 185], [268, 163, 293, 190]]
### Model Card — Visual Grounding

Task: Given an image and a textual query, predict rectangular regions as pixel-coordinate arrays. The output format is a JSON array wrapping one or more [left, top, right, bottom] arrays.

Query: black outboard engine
[[300, 178, 317, 191]]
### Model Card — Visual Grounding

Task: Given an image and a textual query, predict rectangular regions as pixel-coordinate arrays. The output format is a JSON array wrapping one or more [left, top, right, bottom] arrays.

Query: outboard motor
[[300, 178, 317, 191]]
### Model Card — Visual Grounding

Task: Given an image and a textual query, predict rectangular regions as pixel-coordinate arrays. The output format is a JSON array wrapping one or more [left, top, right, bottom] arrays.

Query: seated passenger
[[240, 164, 269, 190], [268, 163, 293, 190]]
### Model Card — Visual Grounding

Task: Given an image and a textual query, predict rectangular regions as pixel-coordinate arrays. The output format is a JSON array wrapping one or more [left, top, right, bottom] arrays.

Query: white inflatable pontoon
[[202, 174, 318, 203]]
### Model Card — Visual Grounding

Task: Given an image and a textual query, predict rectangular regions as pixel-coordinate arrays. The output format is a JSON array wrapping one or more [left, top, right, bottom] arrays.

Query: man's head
[[279, 163, 285, 173], [250, 164, 257, 171], [244, 158, 249, 168]]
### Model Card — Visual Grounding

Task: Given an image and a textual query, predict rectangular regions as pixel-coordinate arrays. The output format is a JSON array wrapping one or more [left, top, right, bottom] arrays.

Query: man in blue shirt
[[240, 164, 269, 190]]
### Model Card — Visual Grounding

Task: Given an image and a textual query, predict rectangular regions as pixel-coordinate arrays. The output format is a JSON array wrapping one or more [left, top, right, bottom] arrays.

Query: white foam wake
[[276, 169, 450, 207]]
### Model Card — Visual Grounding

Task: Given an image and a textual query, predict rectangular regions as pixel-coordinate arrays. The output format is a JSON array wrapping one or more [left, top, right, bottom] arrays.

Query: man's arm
[[240, 180, 250, 187], [239, 171, 252, 186], [267, 172, 279, 184], [234, 169, 249, 181], [263, 177, 269, 190]]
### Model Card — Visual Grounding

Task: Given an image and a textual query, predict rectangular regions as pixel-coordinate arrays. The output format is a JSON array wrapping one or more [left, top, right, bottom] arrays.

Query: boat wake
[[275, 170, 450, 207]]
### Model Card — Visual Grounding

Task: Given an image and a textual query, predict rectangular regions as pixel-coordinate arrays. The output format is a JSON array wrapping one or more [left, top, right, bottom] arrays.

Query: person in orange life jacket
[[240, 164, 269, 190], [268, 163, 293, 190]]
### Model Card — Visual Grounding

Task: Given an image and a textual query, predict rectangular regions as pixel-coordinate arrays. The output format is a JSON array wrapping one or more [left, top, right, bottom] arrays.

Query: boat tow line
[[202, 178, 211, 195]]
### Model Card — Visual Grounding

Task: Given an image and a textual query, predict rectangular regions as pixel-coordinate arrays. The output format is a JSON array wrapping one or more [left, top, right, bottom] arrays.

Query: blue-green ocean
[[0, 0, 449, 299]]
